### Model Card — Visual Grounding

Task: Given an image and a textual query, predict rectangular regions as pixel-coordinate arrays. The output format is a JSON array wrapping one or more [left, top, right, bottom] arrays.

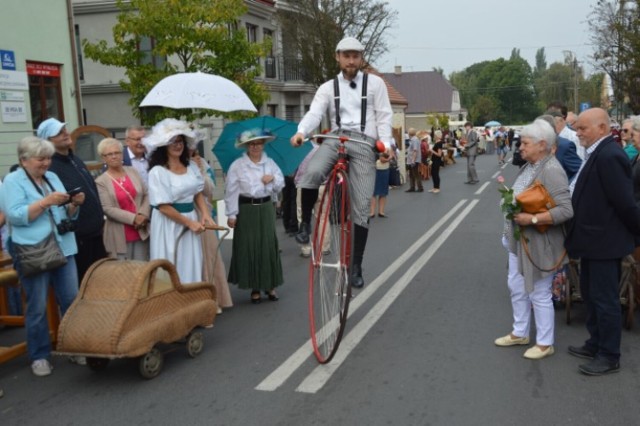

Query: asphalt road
[[2, 152, 640, 426]]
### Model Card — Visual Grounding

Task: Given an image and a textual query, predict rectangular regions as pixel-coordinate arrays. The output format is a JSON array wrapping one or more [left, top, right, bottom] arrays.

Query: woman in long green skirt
[[224, 129, 285, 303]]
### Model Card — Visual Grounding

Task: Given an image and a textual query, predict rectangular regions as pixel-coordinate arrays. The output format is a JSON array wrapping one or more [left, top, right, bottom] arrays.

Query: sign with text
[[0, 69, 28, 91], [0, 50, 16, 70], [1, 101, 27, 123], [26, 62, 60, 77], [0, 90, 25, 101]]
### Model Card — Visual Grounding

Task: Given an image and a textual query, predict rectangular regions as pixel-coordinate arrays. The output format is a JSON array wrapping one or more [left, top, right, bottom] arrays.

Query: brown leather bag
[[516, 180, 555, 233]]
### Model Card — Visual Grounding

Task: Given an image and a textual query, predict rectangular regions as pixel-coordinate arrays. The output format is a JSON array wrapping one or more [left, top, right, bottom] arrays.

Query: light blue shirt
[[0, 168, 78, 256]]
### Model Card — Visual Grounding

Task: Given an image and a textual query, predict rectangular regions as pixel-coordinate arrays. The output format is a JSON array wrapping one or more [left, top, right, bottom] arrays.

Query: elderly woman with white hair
[[144, 118, 216, 284], [0, 136, 84, 376], [494, 119, 573, 360], [95, 138, 150, 261]]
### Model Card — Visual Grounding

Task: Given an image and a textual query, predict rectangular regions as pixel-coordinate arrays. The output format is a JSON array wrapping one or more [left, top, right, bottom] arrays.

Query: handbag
[[11, 171, 68, 277], [515, 180, 555, 233], [12, 231, 68, 278]]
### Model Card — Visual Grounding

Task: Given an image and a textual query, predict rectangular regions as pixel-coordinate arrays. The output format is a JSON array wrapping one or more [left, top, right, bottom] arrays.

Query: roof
[[366, 66, 408, 107], [381, 70, 456, 114]]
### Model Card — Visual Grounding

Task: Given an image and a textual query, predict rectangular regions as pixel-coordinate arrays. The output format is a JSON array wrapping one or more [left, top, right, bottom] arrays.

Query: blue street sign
[[580, 102, 591, 112], [0, 50, 16, 70]]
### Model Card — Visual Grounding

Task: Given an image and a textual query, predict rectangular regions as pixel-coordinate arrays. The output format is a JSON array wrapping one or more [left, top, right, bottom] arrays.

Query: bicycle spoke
[[309, 170, 352, 363]]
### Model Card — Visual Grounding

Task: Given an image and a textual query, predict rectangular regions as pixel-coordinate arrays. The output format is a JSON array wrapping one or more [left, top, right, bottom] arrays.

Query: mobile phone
[[67, 187, 83, 197]]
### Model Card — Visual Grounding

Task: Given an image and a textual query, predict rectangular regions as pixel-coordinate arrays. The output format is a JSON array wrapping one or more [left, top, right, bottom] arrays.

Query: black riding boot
[[295, 188, 319, 244], [351, 224, 368, 288]]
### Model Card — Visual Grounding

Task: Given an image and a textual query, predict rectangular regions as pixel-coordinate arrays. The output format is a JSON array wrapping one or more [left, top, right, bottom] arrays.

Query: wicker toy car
[[55, 257, 218, 379]]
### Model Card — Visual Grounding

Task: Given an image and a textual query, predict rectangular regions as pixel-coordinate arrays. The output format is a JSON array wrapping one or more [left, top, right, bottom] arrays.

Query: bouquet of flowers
[[497, 175, 522, 240]]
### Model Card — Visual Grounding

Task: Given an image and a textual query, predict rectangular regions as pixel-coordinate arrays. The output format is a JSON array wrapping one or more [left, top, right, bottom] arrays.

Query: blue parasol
[[213, 116, 312, 175], [484, 120, 501, 127]]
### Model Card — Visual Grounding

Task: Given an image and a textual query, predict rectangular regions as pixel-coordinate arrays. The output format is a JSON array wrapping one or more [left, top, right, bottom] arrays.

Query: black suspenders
[[333, 72, 368, 132]]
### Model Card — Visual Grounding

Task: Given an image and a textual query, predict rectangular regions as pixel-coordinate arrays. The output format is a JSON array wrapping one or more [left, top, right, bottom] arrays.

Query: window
[[266, 104, 277, 117], [74, 24, 84, 81], [264, 29, 276, 78], [285, 105, 297, 122], [27, 62, 64, 129], [246, 23, 258, 43], [138, 37, 166, 69]]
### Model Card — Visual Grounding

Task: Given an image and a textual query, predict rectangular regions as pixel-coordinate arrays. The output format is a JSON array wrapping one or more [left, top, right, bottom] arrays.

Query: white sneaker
[[31, 359, 53, 377], [68, 356, 87, 366]]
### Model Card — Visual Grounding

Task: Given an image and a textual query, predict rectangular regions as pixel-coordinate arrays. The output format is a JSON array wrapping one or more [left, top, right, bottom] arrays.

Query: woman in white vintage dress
[[144, 119, 215, 284]]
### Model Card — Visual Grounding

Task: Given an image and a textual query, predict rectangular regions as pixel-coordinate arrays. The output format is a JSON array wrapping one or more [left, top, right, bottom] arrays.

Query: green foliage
[[450, 51, 606, 125], [589, 0, 640, 115], [498, 181, 522, 240], [82, 0, 269, 123], [450, 56, 537, 125], [425, 113, 449, 130]]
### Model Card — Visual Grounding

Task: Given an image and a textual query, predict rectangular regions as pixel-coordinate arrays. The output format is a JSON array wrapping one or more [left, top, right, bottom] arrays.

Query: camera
[[56, 219, 77, 235]]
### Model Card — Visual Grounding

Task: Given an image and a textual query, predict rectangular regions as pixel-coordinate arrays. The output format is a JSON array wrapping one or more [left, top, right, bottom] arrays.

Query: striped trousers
[[298, 136, 376, 228]]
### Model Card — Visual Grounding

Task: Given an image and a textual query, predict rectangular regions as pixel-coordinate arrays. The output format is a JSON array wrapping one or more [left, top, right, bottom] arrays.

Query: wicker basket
[[56, 258, 217, 358]]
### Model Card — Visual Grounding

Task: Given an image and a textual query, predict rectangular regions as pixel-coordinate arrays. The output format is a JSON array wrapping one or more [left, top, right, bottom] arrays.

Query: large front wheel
[[309, 169, 353, 364]]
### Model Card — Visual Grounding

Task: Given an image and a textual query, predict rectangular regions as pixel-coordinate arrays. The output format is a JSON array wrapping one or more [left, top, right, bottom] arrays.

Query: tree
[[82, 0, 270, 123], [589, 0, 640, 115], [534, 47, 547, 78], [277, 0, 398, 86]]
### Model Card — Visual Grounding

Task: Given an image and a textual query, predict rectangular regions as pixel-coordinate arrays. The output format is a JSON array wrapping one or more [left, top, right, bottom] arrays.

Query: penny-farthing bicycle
[[308, 133, 386, 364]]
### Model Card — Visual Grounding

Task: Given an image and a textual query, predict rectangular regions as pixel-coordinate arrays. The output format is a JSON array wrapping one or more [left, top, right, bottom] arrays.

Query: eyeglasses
[[622, 129, 631, 134], [127, 137, 143, 142], [102, 151, 123, 157]]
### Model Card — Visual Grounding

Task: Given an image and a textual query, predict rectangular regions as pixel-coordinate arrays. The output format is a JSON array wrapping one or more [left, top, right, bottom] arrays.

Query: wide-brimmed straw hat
[[142, 118, 197, 154], [235, 128, 275, 148]]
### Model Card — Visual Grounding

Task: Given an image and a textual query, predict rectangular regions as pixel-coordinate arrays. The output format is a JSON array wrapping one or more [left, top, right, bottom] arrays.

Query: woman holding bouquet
[[494, 119, 573, 360]]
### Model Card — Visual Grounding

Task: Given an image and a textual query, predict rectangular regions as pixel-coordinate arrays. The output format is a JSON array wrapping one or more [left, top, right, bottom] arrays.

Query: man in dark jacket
[[37, 118, 107, 283], [565, 108, 640, 376]]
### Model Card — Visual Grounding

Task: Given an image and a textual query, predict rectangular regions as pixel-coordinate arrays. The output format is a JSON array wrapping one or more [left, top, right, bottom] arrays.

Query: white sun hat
[[142, 118, 197, 154]]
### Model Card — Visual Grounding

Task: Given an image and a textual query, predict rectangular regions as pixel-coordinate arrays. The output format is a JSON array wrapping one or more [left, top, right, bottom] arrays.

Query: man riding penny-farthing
[[290, 37, 394, 363]]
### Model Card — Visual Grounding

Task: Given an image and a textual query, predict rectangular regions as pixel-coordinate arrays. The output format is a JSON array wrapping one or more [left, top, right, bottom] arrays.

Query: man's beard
[[341, 67, 358, 80]]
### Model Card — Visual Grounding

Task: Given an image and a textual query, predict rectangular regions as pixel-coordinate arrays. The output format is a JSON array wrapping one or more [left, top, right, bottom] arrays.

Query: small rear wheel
[[139, 347, 164, 379], [186, 331, 204, 358], [86, 357, 110, 372], [309, 169, 353, 364]]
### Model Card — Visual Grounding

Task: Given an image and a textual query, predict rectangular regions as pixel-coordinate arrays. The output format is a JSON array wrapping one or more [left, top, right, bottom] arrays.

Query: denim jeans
[[20, 256, 79, 360]]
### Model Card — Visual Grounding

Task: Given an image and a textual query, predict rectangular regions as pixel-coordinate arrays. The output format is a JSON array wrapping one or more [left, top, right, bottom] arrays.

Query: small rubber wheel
[[86, 357, 110, 372], [139, 348, 164, 379], [186, 331, 204, 358]]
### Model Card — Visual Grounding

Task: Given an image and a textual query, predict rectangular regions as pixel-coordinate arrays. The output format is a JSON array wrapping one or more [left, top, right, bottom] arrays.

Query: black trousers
[[75, 233, 108, 284], [431, 162, 441, 189], [580, 258, 622, 361], [281, 176, 298, 233]]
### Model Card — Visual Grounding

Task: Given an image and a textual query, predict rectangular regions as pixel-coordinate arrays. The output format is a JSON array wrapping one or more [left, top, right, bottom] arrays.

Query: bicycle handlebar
[[310, 134, 387, 153]]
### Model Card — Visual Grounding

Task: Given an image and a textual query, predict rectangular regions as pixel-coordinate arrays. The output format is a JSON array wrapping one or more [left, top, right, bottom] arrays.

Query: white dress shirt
[[297, 71, 393, 148], [127, 147, 149, 185], [569, 136, 605, 195]]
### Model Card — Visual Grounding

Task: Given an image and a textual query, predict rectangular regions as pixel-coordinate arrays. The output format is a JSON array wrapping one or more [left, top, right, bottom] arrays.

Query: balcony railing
[[263, 55, 309, 83]]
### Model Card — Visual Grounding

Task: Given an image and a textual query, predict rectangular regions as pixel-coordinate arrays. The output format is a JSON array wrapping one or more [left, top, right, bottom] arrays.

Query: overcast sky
[[376, 0, 599, 76]]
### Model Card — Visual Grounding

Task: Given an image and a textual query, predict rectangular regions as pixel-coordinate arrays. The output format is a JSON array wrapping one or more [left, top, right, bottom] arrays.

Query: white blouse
[[224, 153, 284, 219]]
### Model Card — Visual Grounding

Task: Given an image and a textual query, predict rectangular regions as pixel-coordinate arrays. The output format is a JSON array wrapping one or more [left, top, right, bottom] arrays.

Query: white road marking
[[475, 181, 490, 195], [296, 200, 480, 393], [255, 199, 470, 392], [491, 171, 501, 179]]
